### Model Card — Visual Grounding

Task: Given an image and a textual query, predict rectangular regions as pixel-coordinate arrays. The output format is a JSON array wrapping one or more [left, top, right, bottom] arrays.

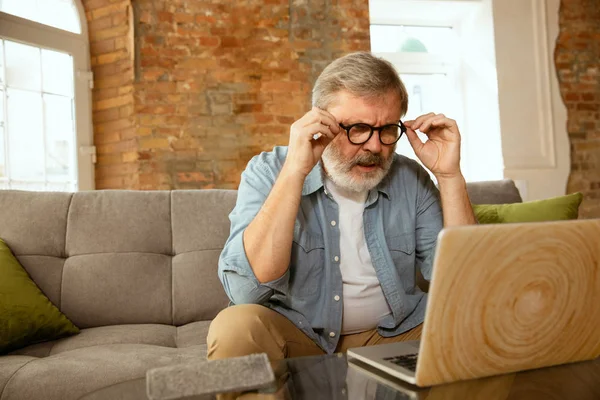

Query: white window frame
[[0, 0, 94, 191]]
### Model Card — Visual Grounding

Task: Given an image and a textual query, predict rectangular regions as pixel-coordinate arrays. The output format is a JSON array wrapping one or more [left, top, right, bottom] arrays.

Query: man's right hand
[[284, 107, 340, 177]]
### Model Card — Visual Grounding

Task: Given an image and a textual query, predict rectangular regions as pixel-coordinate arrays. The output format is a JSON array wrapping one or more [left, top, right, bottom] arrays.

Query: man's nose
[[362, 130, 382, 153]]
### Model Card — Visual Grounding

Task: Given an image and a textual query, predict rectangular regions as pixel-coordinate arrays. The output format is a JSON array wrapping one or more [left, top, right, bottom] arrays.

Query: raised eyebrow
[[339, 121, 399, 127], [342, 120, 372, 126]]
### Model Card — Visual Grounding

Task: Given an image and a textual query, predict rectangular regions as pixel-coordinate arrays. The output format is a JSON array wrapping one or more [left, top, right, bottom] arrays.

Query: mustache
[[352, 153, 386, 168]]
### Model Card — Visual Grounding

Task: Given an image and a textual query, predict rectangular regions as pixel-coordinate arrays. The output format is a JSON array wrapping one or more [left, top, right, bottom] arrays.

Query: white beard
[[321, 142, 394, 193]]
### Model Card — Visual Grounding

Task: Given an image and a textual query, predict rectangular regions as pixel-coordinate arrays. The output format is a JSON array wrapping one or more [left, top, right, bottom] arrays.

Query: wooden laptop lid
[[416, 219, 600, 387]]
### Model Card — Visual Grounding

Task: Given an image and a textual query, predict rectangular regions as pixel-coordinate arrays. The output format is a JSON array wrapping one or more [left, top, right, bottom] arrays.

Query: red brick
[[112, 11, 128, 27], [137, 105, 176, 115], [96, 177, 125, 189], [96, 118, 133, 134], [91, 3, 126, 19], [97, 50, 125, 65], [139, 10, 153, 24], [177, 172, 213, 183], [196, 15, 217, 25], [262, 81, 302, 93], [94, 95, 132, 111], [199, 37, 220, 47], [177, 58, 218, 70], [90, 26, 129, 41], [91, 39, 116, 55], [582, 93, 596, 102], [94, 108, 120, 123], [157, 12, 173, 23], [84, 0, 109, 11], [235, 104, 263, 113], [174, 13, 194, 24]]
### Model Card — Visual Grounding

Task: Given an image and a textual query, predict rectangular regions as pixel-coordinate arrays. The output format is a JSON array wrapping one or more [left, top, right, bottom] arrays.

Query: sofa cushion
[[172, 251, 230, 326], [175, 321, 212, 348], [9, 322, 212, 358], [473, 192, 583, 224], [65, 191, 172, 256], [0, 239, 79, 354], [61, 253, 173, 328], [0, 355, 37, 394], [1, 344, 207, 400], [0, 191, 72, 258], [171, 190, 235, 325], [10, 325, 177, 357]]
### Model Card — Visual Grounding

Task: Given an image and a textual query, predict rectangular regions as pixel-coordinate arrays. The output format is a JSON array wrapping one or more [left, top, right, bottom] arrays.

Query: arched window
[[0, 0, 94, 191]]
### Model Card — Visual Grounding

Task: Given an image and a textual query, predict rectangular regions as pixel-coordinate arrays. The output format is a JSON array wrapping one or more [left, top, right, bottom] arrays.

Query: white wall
[[492, 0, 569, 200]]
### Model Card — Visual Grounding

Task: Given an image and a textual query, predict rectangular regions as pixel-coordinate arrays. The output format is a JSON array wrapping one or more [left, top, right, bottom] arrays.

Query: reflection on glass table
[[80, 353, 600, 400]]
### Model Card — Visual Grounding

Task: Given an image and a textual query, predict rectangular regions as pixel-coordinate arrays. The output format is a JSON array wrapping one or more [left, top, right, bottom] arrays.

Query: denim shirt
[[218, 146, 443, 354]]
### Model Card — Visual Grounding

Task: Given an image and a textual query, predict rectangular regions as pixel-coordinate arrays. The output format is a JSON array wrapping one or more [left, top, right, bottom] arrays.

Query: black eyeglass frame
[[338, 120, 407, 145]]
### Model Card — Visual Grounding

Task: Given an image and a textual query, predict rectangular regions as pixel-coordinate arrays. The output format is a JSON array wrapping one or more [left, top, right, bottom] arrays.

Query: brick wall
[[556, 0, 600, 218], [83, 0, 138, 189], [84, 0, 370, 190]]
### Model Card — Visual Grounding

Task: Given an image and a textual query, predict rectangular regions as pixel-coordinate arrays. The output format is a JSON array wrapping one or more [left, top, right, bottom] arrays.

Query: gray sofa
[[0, 180, 522, 400]]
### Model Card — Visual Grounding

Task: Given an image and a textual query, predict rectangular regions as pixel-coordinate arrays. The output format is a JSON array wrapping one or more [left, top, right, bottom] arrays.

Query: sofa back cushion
[[464, 179, 522, 204], [0, 190, 236, 328]]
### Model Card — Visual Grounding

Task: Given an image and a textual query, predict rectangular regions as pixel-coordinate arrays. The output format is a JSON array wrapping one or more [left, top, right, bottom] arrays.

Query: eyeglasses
[[338, 121, 406, 145]]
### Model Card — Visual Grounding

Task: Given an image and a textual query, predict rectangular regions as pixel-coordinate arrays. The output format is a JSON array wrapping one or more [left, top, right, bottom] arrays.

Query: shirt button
[[329, 331, 336, 338], [334, 256, 339, 262], [334, 295, 340, 301], [330, 220, 337, 226]]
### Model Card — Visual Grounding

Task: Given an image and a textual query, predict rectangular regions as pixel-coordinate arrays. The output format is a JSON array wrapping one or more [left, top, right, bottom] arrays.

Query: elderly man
[[207, 52, 476, 361]]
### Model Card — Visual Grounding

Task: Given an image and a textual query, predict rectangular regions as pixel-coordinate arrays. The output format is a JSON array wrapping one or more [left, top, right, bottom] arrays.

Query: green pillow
[[473, 192, 583, 224], [0, 239, 79, 354]]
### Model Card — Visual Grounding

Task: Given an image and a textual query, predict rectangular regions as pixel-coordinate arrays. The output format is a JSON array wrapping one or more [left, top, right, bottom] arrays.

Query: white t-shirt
[[325, 178, 392, 335]]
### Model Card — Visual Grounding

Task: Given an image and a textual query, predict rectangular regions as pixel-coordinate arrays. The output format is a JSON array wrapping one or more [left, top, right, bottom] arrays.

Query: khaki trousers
[[207, 304, 423, 361]]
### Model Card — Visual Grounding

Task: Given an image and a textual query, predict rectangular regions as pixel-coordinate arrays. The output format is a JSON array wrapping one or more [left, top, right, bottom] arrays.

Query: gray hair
[[312, 52, 409, 116]]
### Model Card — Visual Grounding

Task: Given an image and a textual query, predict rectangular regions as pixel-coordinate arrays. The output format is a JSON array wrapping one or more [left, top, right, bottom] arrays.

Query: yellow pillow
[[473, 193, 583, 224], [0, 239, 79, 354]]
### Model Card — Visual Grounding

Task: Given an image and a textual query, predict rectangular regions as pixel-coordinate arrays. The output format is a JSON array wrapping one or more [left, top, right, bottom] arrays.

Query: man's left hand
[[404, 113, 462, 179]]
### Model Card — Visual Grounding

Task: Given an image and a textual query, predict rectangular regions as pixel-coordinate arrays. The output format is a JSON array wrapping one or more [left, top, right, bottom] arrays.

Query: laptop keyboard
[[383, 353, 418, 372]]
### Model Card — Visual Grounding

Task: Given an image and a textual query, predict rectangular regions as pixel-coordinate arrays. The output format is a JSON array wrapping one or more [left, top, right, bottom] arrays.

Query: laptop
[[348, 219, 600, 387]]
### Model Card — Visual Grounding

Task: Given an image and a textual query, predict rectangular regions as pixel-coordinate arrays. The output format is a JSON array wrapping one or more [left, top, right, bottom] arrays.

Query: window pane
[[42, 49, 74, 96], [5, 41, 41, 91], [0, 125, 5, 179], [0, 40, 5, 86], [1, 0, 37, 25], [44, 94, 74, 181], [1, 0, 81, 34], [7, 88, 44, 180], [396, 73, 456, 182], [9, 181, 46, 191], [0, 91, 4, 178], [45, 181, 75, 192], [401, 73, 453, 120], [370, 25, 455, 55], [0, 88, 4, 124]]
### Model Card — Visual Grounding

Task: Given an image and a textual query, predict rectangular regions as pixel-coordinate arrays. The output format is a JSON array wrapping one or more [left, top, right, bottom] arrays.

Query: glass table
[[80, 353, 600, 400]]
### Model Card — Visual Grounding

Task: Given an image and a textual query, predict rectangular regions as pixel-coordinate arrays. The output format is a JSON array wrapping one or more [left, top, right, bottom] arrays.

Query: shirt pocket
[[387, 232, 416, 290], [290, 229, 325, 296]]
